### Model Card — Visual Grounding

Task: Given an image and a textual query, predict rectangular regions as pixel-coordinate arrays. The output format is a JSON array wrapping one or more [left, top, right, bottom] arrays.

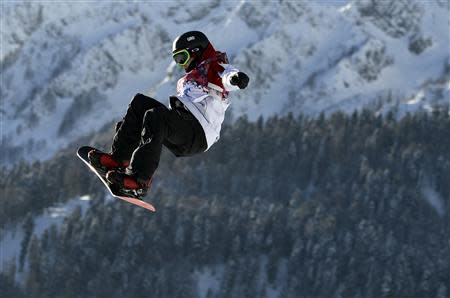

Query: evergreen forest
[[1, 109, 449, 298]]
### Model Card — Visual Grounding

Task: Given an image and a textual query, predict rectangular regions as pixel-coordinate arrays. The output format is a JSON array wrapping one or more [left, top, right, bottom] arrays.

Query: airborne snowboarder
[[87, 31, 249, 196]]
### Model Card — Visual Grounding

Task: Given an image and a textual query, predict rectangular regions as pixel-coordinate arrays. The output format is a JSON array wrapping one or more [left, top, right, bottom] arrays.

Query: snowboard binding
[[77, 146, 156, 212], [105, 170, 151, 198], [87, 149, 129, 175]]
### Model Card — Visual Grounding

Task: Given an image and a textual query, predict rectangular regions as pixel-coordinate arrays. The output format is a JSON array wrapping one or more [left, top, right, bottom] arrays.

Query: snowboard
[[77, 146, 156, 212]]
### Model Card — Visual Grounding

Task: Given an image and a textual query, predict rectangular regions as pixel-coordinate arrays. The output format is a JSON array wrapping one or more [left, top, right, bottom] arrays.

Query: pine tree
[[19, 213, 35, 271]]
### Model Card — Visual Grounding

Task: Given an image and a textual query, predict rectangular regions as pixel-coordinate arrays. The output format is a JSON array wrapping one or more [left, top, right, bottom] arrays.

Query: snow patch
[[80, 194, 92, 201], [194, 257, 288, 298], [339, 3, 353, 13], [421, 185, 445, 217], [195, 265, 224, 298], [407, 90, 425, 105]]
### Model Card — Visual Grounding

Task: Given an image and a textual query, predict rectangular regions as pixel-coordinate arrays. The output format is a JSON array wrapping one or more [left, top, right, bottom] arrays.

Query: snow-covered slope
[[1, 0, 449, 163]]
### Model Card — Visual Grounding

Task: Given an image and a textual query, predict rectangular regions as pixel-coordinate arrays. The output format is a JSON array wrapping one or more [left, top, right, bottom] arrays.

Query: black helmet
[[172, 31, 210, 68], [172, 31, 209, 54]]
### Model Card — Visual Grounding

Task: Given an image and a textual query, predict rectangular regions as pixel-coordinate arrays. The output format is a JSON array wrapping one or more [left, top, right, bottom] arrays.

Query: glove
[[230, 72, 249, 89]]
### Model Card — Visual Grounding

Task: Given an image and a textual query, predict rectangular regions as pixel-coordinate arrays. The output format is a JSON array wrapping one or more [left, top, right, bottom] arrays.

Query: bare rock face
[[351, 39, 394, 82], [356, 0, 423, 38], [355, 0, 435, 55]]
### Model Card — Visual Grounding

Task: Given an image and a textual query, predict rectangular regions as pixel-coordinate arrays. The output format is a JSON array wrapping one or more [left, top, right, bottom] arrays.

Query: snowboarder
[[88, 31, 249, 195]]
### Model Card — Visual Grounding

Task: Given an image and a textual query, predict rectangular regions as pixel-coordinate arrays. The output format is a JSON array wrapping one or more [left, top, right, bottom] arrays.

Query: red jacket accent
[[180, 43, 230, 98]]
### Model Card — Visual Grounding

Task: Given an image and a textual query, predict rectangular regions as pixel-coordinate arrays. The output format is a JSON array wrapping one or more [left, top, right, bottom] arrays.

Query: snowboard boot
[[105, 170, 152, 197], [88, 149, 129, 173]]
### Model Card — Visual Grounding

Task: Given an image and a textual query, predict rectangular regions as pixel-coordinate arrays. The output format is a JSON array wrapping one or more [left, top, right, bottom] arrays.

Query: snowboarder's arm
[[220, 64, 249, 91]]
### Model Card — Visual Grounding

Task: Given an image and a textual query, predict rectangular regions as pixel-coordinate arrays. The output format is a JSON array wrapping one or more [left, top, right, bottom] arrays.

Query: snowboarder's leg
[[111, 93, 166, 161], [128, 107, 169, 180], [162, 105, 207, 157], [105, 106, 171, 191], [126, 105, 172, 181], [126, 104, 207, 182], [107, 99, 207, 191]]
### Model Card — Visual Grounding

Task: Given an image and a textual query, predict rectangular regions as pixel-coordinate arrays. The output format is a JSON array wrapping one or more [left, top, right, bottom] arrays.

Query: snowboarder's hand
[[230, 72, 249, 89]]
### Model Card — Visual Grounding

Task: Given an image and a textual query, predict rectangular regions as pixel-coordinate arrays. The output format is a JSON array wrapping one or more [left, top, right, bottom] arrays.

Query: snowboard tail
[[76, 146, 156, 212]]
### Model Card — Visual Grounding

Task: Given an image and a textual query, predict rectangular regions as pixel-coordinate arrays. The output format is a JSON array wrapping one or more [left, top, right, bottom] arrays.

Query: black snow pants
[[111, 93, 207, 180]]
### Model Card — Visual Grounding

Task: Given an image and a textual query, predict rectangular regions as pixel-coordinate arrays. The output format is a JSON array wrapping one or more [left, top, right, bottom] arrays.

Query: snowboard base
[[77, 146, 156, 212]]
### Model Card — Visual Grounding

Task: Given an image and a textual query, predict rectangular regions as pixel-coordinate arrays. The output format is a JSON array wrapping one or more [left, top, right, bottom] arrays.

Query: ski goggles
[[172, 49, 191, 66]]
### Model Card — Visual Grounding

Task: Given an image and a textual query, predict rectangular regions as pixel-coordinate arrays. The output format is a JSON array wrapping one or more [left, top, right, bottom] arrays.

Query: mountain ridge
[[2, 0, 449, 164]]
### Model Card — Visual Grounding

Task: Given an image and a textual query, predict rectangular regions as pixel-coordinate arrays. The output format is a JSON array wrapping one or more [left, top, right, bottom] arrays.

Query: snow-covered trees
[[2, 109, 450, 297]]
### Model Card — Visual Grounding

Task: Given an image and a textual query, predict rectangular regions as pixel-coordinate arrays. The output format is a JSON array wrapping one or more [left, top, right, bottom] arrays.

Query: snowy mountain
[[1, 0, 449, 163]]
